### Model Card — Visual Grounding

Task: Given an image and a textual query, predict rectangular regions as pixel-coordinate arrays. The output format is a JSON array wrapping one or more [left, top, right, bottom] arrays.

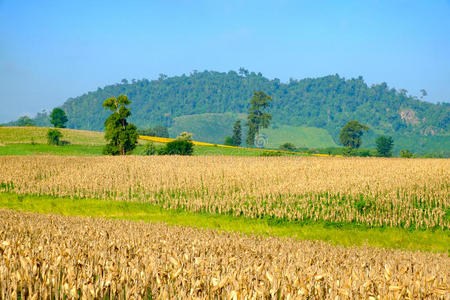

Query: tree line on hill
[[2, 89, 433, 158], [3, 69, 448, 155]]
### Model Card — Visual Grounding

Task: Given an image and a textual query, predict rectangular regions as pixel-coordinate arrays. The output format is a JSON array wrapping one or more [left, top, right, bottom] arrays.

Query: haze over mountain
[[8, 70, 449, 155]]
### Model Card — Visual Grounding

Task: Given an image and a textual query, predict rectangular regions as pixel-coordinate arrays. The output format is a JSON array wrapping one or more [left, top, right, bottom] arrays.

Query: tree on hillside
[[16, 116, 35, 127], [246, 91, 272, 146], [231, 120, 242, 146], [103, 95, 138, 155], [339, 120, 369, 151], [420, 89, 427, 99], [50, 108, 68, 128], [376, 135, 394, 157]]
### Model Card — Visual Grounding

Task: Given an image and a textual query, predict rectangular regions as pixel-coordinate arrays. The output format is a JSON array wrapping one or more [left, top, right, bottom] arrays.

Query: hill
[[4, 70, 449, 154]]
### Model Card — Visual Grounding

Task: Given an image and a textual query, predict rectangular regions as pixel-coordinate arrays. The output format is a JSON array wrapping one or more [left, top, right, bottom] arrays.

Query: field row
[[0, 209, 448, 299], [1, 156, 448, 230]]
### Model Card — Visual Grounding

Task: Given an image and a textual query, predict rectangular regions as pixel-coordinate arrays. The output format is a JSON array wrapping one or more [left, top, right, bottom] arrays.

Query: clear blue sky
[[1, 0, 449, 122]]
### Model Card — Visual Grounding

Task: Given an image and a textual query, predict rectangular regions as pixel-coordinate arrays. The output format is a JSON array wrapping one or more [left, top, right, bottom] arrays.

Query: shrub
[[279, 142, 296, 151], [47, 129, 62, 145], [177, 131, 193, 141], [400, 149, 414, 158], [224, 136, 234, 146], [260, 151, 283, 157], [143, 142, 157, 155], [165, 139, 194, 155]]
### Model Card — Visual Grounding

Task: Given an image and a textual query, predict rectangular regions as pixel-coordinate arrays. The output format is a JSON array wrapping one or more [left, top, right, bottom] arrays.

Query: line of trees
[[9, 92, 411, 157]]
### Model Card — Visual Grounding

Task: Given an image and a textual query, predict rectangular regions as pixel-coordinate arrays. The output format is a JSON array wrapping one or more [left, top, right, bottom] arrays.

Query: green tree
[[420, 89, 427, 99], [339, 120, 369, 150], [50, 108, 68, 128], [376, 135, 394, 157], [246, 91, 272, 146], [102, 95, 138, 155], [231, 120, 242, 146], [47, 129, 62, 145], [16, 116, 35, 127], [224, 136, 234, 146]]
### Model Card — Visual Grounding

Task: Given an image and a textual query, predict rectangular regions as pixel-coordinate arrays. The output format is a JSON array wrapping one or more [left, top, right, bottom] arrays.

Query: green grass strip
[[0, 192, 448, 253]]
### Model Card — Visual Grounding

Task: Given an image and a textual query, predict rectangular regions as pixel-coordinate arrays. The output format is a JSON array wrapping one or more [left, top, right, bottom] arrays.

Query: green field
[[261, 125, 337, 148], [0, 126, 301, 156], [0, 126, 105, 145], [0, 143, 104, 156], [0, 141, 283, 156], [168, 113, 337, 148], [0, 192, 447, 253]]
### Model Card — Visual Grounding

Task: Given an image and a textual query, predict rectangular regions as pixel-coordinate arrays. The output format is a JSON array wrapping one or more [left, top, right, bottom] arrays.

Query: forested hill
[[11, 70, 450, 154]]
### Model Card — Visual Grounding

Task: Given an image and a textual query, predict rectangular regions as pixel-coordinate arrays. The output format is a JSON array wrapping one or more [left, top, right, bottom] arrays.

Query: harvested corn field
[[0, 209, 448, 299], [1, 156, 448, 229]]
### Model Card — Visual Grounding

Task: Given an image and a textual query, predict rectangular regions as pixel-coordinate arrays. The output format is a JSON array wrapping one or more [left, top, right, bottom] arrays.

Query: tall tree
[[246, 91, 272, 146], [339, 120, 369, 149], [376, 135, 394, 157], [50, 108, 68, 128], [103, 95, 138, 155], [231, 120, 242, 146]]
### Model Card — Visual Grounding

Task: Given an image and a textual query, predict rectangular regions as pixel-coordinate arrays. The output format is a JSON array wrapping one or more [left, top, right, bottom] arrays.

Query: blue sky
[[1, 0, 449, 122]]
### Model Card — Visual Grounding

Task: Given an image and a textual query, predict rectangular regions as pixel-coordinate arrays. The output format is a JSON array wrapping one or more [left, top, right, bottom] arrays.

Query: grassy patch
[[261, 125, 337, 148], [193, 145, 282, 156], [0, 144, 105, 156], [0, 142, 290, 157], [0, 126, 105, 145], [0, 192, 447, 253]]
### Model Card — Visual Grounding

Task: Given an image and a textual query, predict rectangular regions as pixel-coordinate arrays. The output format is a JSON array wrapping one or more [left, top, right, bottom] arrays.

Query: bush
[[260, 151, 283, 157], [356, 149, 376, 157], [400, 149, 414, 158], [177, 131, 193, 141], [47, 129, 62, 145], [165, 139, 194, 155], [279, 142, 296, 151], [143, 142, 157, 155], [224, 136, 234, 146]]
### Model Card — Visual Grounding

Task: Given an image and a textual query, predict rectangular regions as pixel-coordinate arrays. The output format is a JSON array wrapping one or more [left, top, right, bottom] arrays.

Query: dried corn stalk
[[0, 209, 448, 299]]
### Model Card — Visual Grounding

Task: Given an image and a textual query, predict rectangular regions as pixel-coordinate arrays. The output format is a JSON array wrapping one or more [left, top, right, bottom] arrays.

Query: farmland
[[0, 146, 449, 298], [1, 156, 448, 230], [1, 209, 449, 299]]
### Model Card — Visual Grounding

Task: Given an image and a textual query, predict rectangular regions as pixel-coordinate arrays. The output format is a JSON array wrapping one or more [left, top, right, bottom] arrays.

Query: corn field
[[0, 156, 449, 229], [0, 209, 448, 299]]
